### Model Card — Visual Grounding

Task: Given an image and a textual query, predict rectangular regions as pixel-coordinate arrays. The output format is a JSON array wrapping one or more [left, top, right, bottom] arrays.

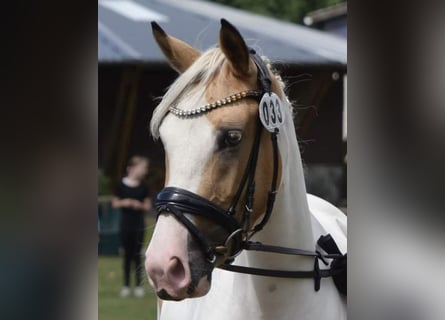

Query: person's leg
[[134, 227, 145, 287], [133, 226, 146, 297], [120, 223, 133, 297], [121, 227, 132, 288]]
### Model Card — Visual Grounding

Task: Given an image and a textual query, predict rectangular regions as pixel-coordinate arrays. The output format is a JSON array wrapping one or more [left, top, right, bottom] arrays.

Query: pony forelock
[[150, 47, 290, 139]]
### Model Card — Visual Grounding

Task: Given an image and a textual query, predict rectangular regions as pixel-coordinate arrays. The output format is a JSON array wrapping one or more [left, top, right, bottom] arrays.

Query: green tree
[[208, 0, 344, 24]]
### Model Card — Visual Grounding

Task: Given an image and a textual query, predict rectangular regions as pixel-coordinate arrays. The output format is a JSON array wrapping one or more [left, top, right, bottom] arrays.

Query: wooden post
[[115, 67, 141, 183], [104, 66, 141, 191]]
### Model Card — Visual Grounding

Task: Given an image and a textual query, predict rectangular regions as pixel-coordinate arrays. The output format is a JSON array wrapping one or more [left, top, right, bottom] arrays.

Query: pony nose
[[166, 257, 187, 284], [146, 256, 191, 298]]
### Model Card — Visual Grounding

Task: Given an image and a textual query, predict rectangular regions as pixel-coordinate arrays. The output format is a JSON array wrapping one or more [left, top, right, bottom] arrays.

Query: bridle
[[155, 49, 346, 294]]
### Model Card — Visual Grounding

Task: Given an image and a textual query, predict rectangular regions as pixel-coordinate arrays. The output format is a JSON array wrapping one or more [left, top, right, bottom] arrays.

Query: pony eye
[[224, 130, 243, 147]]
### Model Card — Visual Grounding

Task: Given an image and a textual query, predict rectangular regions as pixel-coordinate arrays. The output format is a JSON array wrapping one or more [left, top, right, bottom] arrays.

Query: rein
[[155, 49, 346, 294]]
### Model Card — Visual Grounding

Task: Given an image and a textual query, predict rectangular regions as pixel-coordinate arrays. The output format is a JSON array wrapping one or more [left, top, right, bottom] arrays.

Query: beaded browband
[[168, 89, 262, 118]]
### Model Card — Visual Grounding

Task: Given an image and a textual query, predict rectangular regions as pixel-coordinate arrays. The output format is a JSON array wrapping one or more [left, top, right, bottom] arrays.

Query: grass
[[99, 216, 158, 320]]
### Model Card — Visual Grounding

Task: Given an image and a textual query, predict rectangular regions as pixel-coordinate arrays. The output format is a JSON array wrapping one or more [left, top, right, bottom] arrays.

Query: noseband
[[155, 49, 347, 294]]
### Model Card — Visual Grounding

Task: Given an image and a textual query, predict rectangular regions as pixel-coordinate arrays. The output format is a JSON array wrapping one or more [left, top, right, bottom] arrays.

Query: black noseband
[[155, 187, 243, 263]]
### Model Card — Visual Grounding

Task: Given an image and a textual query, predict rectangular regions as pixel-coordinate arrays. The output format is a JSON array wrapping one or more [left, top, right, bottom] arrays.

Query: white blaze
[[159, 91, 216, 192], [146, 89, 217, 293]]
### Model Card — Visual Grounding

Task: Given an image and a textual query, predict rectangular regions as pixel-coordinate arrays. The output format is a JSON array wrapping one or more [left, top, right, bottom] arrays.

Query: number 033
[[259, 93, 285, 132]]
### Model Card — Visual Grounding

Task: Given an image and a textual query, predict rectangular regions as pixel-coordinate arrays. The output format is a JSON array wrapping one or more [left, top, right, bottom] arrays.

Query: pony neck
[[247, 104, 315, 271], [219, 105, 324, 319]]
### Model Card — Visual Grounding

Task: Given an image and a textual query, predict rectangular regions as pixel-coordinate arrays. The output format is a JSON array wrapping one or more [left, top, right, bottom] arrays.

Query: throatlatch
[[154, 48, 347, 295]]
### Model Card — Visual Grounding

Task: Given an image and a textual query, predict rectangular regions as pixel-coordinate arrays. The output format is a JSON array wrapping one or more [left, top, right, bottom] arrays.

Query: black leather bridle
[[155, 49, 347, 294]]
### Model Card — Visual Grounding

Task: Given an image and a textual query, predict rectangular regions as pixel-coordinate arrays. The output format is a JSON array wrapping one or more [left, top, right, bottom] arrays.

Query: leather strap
[[156, 187, 240, 232], [220, 264, 318, 278], [220, 237, 345, 291], [243, 241, 339, 259], [228, 116, 263, 218], [250, 49, 271, 94], [219, 253, 343, 292], [164, 204, 216, 261], [252, 129, 279, 234]]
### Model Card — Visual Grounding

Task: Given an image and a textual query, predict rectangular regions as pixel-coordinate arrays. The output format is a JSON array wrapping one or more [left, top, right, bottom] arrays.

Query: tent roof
[[98, 0, 346, 65]]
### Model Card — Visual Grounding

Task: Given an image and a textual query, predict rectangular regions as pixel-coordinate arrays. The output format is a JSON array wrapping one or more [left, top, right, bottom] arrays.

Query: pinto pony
[[145, 19, 347, 320]]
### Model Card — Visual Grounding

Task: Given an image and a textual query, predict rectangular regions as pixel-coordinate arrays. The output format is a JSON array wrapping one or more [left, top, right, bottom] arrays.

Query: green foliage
[[208, 0, 344, 24], [98, 170, 113, 196]]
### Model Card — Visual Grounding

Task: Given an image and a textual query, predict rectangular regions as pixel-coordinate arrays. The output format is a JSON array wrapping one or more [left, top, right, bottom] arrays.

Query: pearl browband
[[168, 89, 262, 118]]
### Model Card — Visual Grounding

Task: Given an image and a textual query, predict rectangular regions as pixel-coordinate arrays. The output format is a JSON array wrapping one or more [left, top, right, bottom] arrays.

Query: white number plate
[[259, 92, 285, 132]]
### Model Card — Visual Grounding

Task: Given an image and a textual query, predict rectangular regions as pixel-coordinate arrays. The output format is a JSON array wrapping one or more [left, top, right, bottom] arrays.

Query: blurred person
[[112, 156, 151, 298]]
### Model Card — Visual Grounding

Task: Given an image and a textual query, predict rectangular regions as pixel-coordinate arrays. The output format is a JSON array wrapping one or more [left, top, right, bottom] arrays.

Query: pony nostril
[[167, 257, 186, 284]]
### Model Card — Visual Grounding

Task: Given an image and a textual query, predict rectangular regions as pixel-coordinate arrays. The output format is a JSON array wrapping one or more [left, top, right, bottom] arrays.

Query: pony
[[145, 19, 347, 320]]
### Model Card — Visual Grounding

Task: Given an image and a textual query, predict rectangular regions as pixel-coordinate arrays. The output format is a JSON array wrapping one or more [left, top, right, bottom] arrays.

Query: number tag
[[259, 92, 285, 132]]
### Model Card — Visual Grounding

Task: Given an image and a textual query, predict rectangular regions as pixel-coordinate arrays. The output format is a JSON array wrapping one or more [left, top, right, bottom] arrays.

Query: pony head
[[145, 19, 285, 301]]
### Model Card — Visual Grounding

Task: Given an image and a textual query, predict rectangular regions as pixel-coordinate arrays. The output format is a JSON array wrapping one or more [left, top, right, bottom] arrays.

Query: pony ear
[[219, 19, 251, 77], [151, 22, 201, 73]]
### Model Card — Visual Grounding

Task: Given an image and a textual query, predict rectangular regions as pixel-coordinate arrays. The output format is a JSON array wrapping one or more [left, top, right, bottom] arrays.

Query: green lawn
[[99, 217, 158, 320]]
